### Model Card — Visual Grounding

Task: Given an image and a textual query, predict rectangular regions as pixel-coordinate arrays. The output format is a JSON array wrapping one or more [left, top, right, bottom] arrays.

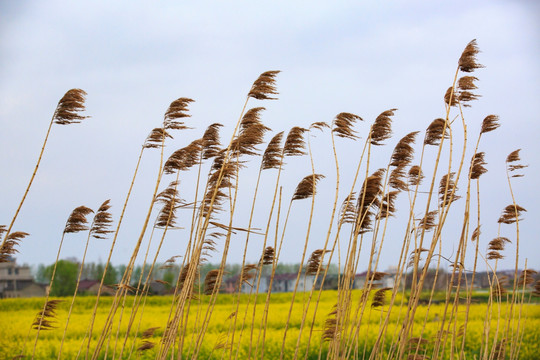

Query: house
[[222, 274, 269, 294], [271, 273, 315, 293], [0, 258, 46, 298], [77, 279, 115, 296], [353, 271, 396, 289]]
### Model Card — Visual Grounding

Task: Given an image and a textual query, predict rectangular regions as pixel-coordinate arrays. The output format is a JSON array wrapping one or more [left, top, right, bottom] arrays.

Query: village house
[[271, 273, 315, 293], [223, 274, 269, 294], [77, 279, 116, 296], [0, 258, 46, 298]]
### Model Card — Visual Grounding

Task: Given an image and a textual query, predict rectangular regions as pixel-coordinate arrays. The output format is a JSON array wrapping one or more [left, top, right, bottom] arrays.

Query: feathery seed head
[[333, 112, 362, 140], [248, 70, 281, 100], [64, 206, 94, 234], [458, 39, 484, 73], [54, 89, 89, 125], [481, 115, 500, 134]]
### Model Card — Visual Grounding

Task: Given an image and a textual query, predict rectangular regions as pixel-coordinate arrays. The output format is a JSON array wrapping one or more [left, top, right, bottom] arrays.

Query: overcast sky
[[1, 1, 539, 273]]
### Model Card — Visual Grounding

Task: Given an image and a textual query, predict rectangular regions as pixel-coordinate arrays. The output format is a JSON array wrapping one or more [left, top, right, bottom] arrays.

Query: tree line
[[32, 259, 340, 296]]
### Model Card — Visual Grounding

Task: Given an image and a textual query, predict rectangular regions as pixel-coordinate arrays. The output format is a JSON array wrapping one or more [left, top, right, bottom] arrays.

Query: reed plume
[[458, 39, 484, 73], [370, 109, 396, 145], [0, 231, 29, 263], [497, 204, 526, 224], [471, 225, 481, 242], [493, 338, 507, 360], [408, 165, 424, 187], [339, 192, 357, 225], [283, 126, 307, 156], [424, 118, 449, 146], [310, 121, 330, 132], [58, 200, 113, 358], [417, 210, 438, 233], [481, 114, 500, 134], [202, 123, 224, 159], [260, 246, 275, 265], [389, 165, 408, 191], [163, 139, 203, 174], [306, 249, 327, 276], [144, 128, 172, 149], [532, 281, 540, 297], [517, 269, 537, 287], [204, 269, 222, 295], [53, 89, 89, 125], [372, 287, 392, 308], [332, 112, 361, 140], [439, 172, 460, 207], [378, 191, 399, 218], [154, 181, 182, 228], [458, 89, 481, 106], [248, 70, 280, 100], [90, 200, 113, 239], [64, 206, 94, 233], [239, 264, 258, 287], [458, 76, 479, 90], [261, 132, 284, 170], [322, 307, 339, 342], [231, 110, 271, 157], [487, 237, 511, 260], [390, 131, 419, 167], [32, 300, 63, 331], [506, 149, 528, 177], [291, 174, 325, 201], [1, 88, 89, 251], [137, 327, 159, 352], [163, 97, 194, 130], [356, 168, 385, 233], [444, 87, 458, 107], [470, 152, 488, 179]]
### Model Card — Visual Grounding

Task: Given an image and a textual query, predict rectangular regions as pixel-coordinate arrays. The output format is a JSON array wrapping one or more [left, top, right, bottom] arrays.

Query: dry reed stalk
[[278, 173, 325, 360], [228, 133, 284, 360], [92, 97, 193, 360], [1, 89, 89, 252], [358, 132, 421, 358], [251, 126, 308, 359], [58, 200, 112, 359], [32, 205, 93, 358], [501, 148, 527, 358], [118, 180, 184, 359], [84, 129, 158, 358], [396, 40, 474, 358], [418, 84, 474, 359], [345, 149, 412, 359], [299, 122, 367, 338], [459, 119, 499, 358], [190, 144, 257, 356], [157, 71, 280, 359], [189, 110, 271, 356]]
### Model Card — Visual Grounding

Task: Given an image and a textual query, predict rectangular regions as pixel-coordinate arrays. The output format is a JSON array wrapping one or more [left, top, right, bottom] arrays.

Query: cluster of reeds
[[2, 40, 538, 359]]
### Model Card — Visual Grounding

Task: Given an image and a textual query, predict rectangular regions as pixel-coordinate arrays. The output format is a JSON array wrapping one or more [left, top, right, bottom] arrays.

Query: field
[[1, 293, 539, 359]]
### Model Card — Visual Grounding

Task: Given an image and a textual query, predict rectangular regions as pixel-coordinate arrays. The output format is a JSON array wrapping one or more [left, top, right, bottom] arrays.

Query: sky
[[1, 1, 539, 273]]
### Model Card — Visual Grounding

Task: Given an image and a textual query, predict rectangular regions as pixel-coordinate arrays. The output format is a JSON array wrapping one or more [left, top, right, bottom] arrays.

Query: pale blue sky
[[1, 1, 539, 272]]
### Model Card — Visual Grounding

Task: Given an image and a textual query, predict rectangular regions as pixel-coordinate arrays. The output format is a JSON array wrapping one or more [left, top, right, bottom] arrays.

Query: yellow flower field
[[1, 292, 539, 359]]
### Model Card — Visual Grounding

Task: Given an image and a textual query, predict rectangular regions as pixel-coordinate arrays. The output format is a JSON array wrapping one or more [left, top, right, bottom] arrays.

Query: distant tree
[[44, 260, 78, 296], [162, 270, 175, 290], [91, 262, 118, 285], [35, 264, 48, 283]]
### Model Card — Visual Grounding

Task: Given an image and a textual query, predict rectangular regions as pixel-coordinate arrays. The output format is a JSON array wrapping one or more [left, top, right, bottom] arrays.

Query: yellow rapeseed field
[[1, 292, 539, 359]]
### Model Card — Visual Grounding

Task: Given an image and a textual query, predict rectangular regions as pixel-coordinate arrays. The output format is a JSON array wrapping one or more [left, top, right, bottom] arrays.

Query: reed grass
[[3, 40, 539, 360]]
